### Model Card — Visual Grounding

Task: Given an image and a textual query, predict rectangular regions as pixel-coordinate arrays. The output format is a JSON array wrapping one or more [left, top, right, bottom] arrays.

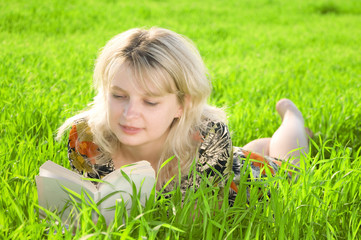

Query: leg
[[269, 99, 309, 166], [243, 138, 271, 156]]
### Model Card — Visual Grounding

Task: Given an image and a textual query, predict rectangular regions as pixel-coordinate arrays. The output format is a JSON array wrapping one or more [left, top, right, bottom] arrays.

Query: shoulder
[[69, 119, 93, 144], [198, 119, 231, 149], [197, 119, 233, 175], [200, 118, 229, 136], [68, 119, 99, 167], [67, 119, 115, 178]]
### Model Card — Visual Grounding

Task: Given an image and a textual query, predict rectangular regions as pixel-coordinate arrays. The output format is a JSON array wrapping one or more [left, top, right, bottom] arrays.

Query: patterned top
[[68, 119, 286, 203]]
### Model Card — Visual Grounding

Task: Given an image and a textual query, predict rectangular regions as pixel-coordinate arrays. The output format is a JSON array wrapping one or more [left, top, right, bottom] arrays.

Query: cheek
[[152, 106, 179, 126], [108, 99, 123, 119]]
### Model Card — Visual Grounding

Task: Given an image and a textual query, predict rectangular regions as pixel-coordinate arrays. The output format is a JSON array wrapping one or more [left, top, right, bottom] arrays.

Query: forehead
[[110, 61, 175, 97]]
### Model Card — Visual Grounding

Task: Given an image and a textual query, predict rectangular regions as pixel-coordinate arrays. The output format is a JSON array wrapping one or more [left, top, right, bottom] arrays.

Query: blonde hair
[[58, 27, 225, 186]]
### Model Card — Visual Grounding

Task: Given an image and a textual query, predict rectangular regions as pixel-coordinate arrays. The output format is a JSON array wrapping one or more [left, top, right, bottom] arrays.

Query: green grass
[[1, 0, 361, 238]]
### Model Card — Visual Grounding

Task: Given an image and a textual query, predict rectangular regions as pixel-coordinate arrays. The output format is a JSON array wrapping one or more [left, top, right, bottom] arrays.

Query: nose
[[123, 100, 140, 119]]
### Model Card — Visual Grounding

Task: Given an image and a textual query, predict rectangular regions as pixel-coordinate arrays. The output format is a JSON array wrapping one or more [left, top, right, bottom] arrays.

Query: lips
[[120, 124, 142, 135]]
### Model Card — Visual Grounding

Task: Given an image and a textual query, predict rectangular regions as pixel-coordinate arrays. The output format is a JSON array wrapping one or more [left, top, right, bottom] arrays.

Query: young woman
[[57, 27, 310, 203]]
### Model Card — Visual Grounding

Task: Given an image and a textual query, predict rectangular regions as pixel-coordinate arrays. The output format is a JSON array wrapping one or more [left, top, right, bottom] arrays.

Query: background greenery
[[1, 0, 360, 239]]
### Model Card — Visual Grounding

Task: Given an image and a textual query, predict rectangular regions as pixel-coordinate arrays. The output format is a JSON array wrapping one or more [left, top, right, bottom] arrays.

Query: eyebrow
[[110, 85, 125, 92], [110, 85, 163, 98]]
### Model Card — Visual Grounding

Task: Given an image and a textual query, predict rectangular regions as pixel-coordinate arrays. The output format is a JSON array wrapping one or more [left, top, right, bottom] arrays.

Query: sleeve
[[196, 121, 233, 180], [67, 120, 99, 177], [164, 121, 234, 203], [68, 124, 92, 174]]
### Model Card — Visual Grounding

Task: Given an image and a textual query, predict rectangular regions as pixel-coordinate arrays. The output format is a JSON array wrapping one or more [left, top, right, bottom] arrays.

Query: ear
[[175, 94, 191, 118], [175, 107, 183, 118]]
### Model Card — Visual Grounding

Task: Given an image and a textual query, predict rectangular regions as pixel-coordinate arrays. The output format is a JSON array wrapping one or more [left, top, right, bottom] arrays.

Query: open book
[[36, 160, 155, 225]]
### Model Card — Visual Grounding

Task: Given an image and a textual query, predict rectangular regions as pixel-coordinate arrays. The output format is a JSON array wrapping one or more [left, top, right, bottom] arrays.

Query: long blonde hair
[[57, 27, 225, 185]]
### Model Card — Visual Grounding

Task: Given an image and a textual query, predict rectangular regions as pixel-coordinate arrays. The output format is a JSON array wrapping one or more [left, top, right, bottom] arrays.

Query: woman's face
[[108, 63, 183, 149]]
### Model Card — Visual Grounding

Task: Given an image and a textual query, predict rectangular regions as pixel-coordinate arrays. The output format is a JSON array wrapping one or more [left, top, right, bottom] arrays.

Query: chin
[[118, 137, 143, 147]]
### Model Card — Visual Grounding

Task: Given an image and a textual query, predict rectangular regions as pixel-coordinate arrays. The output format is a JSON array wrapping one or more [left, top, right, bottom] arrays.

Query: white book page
[[36, 160, 156, 224], [36, 175, 98, 223], [97, 161, 155, 225], [103, 160, 155, 180], [98, 174, 155, 225], [39, 160, 97, 192]]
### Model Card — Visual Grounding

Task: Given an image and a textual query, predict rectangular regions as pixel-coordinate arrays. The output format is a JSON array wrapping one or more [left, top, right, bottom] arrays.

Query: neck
[[112, 142, 165, 170], [112, 128, 171, 170]]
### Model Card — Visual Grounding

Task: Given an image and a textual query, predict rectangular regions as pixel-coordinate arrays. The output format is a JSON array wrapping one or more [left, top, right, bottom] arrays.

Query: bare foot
[[270, 99, 309, 165], [276, 99, 304, 121], [276, 99, 313, 140]]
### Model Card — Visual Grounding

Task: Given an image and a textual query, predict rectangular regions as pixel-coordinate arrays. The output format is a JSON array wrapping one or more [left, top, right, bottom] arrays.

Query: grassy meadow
[[1, 0, 361, 238]]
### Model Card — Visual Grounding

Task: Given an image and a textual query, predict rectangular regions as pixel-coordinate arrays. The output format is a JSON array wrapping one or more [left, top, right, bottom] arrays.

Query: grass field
[[1, 0, 361, 238]]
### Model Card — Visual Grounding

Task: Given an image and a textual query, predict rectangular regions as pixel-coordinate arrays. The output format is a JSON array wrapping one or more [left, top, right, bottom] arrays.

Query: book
[[35, 160, 155, 225]]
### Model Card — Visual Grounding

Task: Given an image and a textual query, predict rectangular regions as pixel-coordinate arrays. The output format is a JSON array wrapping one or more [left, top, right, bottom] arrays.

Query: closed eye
[[112, 94, 127, 99], [144, 100, 158, 106]]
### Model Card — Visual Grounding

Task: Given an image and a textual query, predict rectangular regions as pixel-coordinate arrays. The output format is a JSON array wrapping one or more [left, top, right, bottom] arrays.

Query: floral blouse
[[68, 119, 286, 203]]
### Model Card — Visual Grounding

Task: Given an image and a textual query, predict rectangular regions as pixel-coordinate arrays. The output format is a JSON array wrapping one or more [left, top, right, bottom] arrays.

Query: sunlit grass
[[1, 0, 361, 238]]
